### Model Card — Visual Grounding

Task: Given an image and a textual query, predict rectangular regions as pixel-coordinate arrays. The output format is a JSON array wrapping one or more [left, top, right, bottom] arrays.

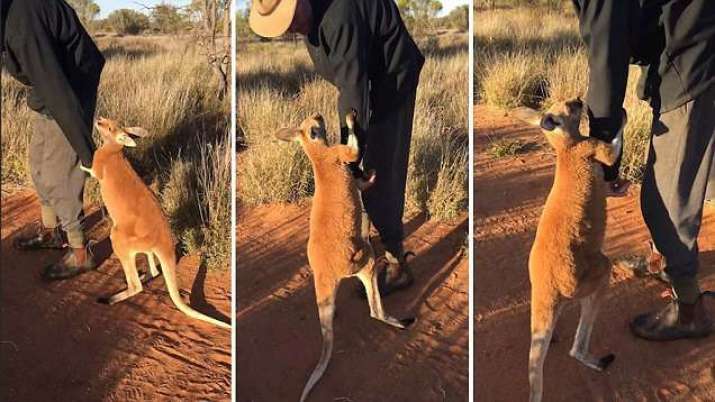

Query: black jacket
[[1, 0, 104, 167], [573, 0, 715, 139], [305, 0, 424, 141]]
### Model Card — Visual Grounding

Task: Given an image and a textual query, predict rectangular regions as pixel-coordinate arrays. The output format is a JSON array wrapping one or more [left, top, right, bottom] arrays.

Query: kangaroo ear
[[274, 127, 301, 142], [124, 127, 150, 138], [116, 133, 137, 147]]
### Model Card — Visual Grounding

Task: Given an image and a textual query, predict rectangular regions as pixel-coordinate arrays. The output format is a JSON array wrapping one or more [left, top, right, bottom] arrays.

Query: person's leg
[[32, 113, 96, 279], [14, 112, 66, 250], [632, 84, 715, 340], [362, 87, 418, 292]]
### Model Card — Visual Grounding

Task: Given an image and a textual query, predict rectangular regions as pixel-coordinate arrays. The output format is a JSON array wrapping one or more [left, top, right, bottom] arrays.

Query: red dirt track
[[236, 204, 468, 401], [0, 191, 231, 401], [475, 105, 715, 402]]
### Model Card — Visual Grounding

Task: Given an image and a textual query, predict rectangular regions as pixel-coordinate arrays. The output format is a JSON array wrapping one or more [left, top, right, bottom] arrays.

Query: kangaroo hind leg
[[569, 287, 615, 371], [98, 231, 143, 304], [139, 252, 162, 283], [356, 264, 415, 329]]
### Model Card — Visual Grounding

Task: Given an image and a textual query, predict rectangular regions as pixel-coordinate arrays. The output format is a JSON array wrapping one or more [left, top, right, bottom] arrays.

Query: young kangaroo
[[520, 99, 624, 402], [275, 111, 415, 402], [82, 117, 230, 329]]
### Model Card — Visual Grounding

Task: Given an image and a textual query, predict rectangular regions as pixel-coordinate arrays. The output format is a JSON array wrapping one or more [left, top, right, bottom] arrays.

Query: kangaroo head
[[539, 98, 584, 151], [95, 117, 150, 148], [274, 112, 359, 165]]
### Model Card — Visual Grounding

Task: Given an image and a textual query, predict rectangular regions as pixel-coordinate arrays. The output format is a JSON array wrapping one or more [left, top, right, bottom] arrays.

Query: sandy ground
[[235, 203, 468, 401], [0, 191, 231, 401], [474, 105, 715, 402]]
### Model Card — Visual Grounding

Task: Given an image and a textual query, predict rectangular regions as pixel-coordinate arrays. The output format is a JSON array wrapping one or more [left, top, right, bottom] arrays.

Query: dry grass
[[486, 138, 536, 158], [237, 34, 468, 221], [1, 35, 231, 270], [475, 7, 652, 181]]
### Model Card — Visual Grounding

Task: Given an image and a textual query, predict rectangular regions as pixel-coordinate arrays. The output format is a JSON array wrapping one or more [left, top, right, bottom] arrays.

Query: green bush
[[107, 9, 150, 35]]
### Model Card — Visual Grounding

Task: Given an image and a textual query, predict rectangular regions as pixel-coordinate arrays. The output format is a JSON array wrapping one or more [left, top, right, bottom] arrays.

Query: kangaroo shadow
[[189, 259, 231, 324]]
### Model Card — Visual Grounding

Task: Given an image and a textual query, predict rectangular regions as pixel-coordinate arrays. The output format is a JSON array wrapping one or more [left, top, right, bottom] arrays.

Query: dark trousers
[[361, 87, 418, 257], [641, 84, 715, 281]]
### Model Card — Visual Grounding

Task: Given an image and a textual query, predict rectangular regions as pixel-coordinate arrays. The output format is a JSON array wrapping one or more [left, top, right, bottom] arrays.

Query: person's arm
[[323, 20, 370, 165], [573, 0, 630, 134], [572, 0, 630, 181], [9, 6, 96, 167]]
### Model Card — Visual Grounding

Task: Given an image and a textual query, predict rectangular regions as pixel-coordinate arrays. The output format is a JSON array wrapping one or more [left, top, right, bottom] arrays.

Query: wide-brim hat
[[249, 0, 298, 38]]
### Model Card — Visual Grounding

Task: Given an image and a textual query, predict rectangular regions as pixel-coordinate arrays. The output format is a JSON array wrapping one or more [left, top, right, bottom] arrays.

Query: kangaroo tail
[[299, 300, 336, 402], [154, 247, 231, 329]]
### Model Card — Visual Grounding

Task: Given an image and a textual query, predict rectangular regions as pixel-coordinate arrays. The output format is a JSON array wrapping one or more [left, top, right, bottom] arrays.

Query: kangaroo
[[275, 111, 415, 402], [516, 99, 623, 402], [82, 117, 230, 330]]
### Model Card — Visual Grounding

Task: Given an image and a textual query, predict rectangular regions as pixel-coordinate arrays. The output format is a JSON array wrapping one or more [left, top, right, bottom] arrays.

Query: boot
[[42, 246, 97, 281], [376, 251, 415, 296], [630, 294, 713, 341], [13, 226, 66, 250]]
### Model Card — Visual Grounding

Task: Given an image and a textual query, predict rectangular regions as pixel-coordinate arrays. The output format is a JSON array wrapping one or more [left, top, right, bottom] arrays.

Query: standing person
[[572, 0, 714, 340], [249, 0, 425, 295], [1, 0, 104, 279]]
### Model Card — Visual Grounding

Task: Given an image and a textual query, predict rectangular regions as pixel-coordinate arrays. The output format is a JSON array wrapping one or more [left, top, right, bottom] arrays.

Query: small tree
[[398, 0, 443, 20], [151, 4, 189, 33], [443, 5, 468, 32], [397, 0, 443, 35], [188, 0, 231, 99], [236, 7, 252, 42], [66, 0, 101, 30], [107, 9, 151, 35]]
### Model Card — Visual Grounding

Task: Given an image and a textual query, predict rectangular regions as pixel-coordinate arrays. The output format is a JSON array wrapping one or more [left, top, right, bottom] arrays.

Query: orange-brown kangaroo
[[275, 111, 415, 402], [82, 117, 230, 329], [516, 99, 624, 402]]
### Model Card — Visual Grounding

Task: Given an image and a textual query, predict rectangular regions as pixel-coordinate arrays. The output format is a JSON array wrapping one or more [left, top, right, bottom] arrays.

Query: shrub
[[107, 9, 150, 35]]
